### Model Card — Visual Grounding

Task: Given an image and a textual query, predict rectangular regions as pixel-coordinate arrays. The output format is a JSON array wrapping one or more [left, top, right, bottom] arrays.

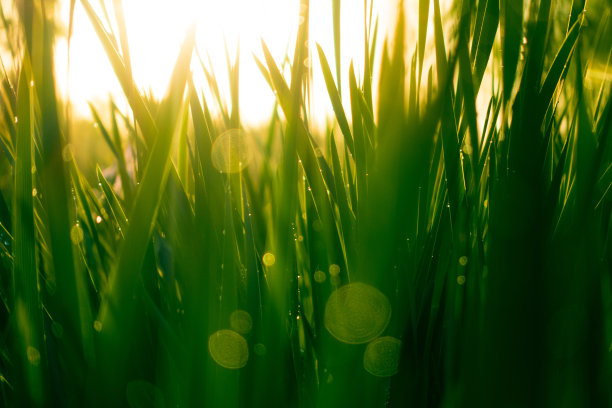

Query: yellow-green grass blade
[[99, 25, 195, 315], [13, 58, 44, 405], [471, 0, 498, 94], [88, 102, 118, 158], [316, 43, 355, 155], [70, 160, 108, 285], [432, 0, 448, 87], [537, 18, 582, 122], [418, 0, 430, 83], [109, 101, 133, 202], [349, 62, 367, 207], [332, 0, 342, 95], [500, 0, 523, 103], [96, 165, 128, 239], [94, 25, 195, 404], [80, 0, 157, 141], [260, 41, 345, 275]]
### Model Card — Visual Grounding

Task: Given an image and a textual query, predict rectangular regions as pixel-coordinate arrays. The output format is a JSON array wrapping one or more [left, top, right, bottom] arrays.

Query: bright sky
[[54, 0, 449, 124]]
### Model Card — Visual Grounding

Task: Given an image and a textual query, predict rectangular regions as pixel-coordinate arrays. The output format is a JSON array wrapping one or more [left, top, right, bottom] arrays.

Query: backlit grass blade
[[260, 41, 345, 275], [96, 165, 128, 238], [471, 0, 498, 93], [537, 18, 582, 121], [316, 43, 354, 155], [94, 25, 195, 405], [433, 0, 448, 85], [500, 0, 523, 103], [332, 0, 341, 95], [80, 0, 157, 140], [88, 102, 118, 157], [13, 59, 43, 405], [418, 0, 430, 83], [349, 62, 367, 206]]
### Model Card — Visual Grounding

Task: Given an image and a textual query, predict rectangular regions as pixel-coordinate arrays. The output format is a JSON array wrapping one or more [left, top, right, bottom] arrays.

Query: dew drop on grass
[[70, 224, 84, 245], [62, 144, 72, 162], [31, 188, 37, 197], [314, 270, 326, 283], [324, 282, 392, 344], [230, 310, 253, 334], [254, 343, 267, 356], [211, 129, 250, 174], [93, 320, 102, 332], [329, 264, 340, 276], [27, 346, 40, 366], [459, 256, 468, 266], [263, 252, 276, 267], [126, 380, 165, 408], [208, 329, 249, 369], [363, 336, 401, 377], [457, 275, 466, 285], [96, 215, 103, 224]]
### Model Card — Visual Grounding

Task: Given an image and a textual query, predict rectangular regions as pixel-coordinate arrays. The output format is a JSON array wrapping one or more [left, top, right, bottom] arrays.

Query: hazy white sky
[[54, 0, 449, 124]]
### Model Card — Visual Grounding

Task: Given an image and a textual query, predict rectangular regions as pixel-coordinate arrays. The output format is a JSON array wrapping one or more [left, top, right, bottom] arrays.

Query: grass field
[[0, 0, 611, 406]]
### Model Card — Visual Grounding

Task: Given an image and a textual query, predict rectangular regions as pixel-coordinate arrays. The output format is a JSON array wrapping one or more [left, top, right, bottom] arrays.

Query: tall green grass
[[0, 0, 610, 406]]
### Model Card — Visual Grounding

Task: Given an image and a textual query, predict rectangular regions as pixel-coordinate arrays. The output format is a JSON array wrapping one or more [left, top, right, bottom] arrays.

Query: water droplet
[[96, 216, 103, 224], [14, 116, 18, 124], [27, 346, 40, 366], [329, 264, 340, 276], [31, 188, 37, 197], [93, 320, 102, 332], [208, 329, 249, 369], [263, 252, 276, 267], [324, 282, 392, 344], [457, 275, 466, 285], [211, 129, 251, 173], [230, 310, 253, 334], [62, 144, 72, 162], [314, 270, 326, 283], [363, 336, 401, 377], [459, 256, 468, 266], [254, 343, 267, 356], [70, 224, 84, 245]]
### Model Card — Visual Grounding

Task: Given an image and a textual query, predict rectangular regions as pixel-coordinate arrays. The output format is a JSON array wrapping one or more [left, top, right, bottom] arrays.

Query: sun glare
[[54, 0, 447, 124]]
